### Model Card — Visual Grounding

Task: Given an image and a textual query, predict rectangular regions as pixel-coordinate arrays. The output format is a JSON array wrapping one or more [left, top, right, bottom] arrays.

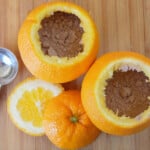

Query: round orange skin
[[81, 51, 150, 135], [43, 90, 100, 149], [18, 2, 99, 83]]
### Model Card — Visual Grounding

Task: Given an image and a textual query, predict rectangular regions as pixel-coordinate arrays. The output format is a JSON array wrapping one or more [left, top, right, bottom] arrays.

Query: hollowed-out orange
[[81, 51, 150, 135], [18, 2, 99, 83]]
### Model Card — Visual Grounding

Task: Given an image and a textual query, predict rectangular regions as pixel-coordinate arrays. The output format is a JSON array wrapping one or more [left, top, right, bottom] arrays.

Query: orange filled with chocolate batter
[[82, 51, 150, 135], [18, 2, 99, 83]]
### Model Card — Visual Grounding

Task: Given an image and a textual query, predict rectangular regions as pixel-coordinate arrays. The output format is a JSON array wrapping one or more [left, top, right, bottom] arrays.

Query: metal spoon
[[0, 48, 18, 87]]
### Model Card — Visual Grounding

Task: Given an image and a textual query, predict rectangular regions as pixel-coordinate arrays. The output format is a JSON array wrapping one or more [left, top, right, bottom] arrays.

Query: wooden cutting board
[[0, 0, 150, 149]]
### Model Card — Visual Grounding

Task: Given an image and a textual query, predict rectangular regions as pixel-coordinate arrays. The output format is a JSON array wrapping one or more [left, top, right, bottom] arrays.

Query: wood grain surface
[[0, 0, 150, 150]]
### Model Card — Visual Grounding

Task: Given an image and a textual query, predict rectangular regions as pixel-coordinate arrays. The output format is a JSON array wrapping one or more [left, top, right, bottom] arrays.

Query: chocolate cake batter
[[105, 70, 150, 118], [38, 11, 84, 58]]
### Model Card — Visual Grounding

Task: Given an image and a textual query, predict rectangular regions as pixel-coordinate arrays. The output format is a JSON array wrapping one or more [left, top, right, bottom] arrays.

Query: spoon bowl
[[0, 48, 18, 86]]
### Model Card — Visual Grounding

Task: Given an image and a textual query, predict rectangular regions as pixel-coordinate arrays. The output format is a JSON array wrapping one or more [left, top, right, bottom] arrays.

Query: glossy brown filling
[[38, 11, 84, 58], [105, 70, 150, 118]]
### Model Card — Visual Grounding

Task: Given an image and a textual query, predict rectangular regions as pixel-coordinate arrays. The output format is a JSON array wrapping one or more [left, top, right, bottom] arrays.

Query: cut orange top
[[43, 90, 100, 149]]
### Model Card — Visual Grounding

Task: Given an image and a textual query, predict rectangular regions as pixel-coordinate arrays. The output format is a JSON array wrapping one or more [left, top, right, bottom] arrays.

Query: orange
[[7, 77, 63, 136], [18, 2, 99, 83], [81, 51, 150, 135], [43, 90, 100, 149]]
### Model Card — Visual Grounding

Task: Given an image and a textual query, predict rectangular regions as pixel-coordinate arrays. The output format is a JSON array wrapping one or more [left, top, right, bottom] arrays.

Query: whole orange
[[82, 51, 150, 135], [18, 2, 99, 83], [43, 90, 100, 149]]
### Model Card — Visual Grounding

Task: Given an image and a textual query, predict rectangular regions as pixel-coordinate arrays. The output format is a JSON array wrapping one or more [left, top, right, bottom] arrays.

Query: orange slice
[[18, 2, 99, 83], [82, 51, 150, 135], [7, 78, 64, 136]]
